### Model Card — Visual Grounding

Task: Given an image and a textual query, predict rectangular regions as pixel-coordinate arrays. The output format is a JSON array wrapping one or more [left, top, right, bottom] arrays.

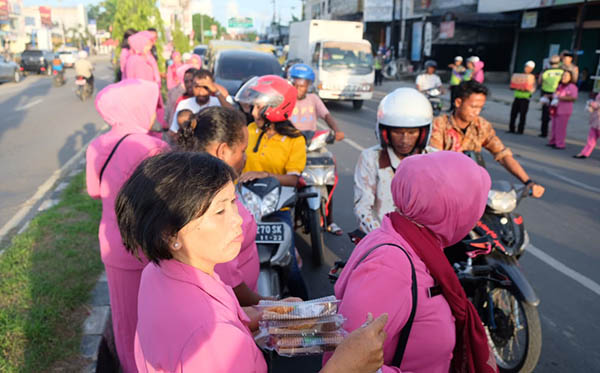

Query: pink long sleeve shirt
[[214, 199, 260, 292], [134, 259, 267, 372], [324, 215, 455, 373]]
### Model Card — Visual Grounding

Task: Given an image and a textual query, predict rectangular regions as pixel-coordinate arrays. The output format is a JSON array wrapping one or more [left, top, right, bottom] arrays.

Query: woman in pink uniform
[[86, 79, 170, 372], [325, 151, 498, 373], [116, 151, 389, 373], [118, 28, 136, 80], [125, 31, 166, 129], [177, 106, 263, 305], [548, 70, 578, 149], [166, 51, 182, 90]]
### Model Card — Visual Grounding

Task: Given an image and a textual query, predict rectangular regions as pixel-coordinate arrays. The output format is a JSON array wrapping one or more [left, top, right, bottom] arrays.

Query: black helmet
[[424, 60, 437, 69]]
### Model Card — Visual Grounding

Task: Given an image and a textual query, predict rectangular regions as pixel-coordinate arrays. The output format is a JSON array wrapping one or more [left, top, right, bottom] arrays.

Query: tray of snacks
[[260, 314, 346, 335], [256, 296, 340, 321]]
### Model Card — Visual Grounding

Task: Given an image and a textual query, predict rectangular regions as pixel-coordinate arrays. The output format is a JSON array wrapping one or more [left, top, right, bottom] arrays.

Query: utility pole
[[200, 14, 204, 44], [391, 0, 397, 58], [572, 0, 588, 65]]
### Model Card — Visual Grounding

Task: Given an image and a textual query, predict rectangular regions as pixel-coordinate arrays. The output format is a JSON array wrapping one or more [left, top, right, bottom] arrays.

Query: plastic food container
[[260, 314, 346, 335], [257, 296, 340, 321], [255, 330, 347, 357]]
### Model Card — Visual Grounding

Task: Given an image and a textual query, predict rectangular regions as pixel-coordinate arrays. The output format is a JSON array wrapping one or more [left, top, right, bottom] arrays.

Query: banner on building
[[411, 21, 422, 61], [423, 22, 432, 57], [478, 0, 583, 13], [439, 21, 455, 39], [0, 0, 9, 21], [364, 0, 403, 22], [521, 11, 538, 28], [39, 6, 52, 27], [414, 0, 432, 11]]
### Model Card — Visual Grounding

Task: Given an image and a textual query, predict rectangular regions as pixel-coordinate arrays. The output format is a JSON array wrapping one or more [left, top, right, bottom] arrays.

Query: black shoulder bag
[[349, 243, 418, 368], [98, 134, 131, 183]]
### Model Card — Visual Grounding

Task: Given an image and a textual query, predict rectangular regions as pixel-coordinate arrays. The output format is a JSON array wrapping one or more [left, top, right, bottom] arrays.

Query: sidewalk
[[373, 79, 593, 144]]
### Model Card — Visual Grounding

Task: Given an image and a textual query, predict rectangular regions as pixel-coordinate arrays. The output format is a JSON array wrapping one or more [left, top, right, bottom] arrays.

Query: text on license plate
[[76, 80, 86, 85], [255, 223, 284, 243]]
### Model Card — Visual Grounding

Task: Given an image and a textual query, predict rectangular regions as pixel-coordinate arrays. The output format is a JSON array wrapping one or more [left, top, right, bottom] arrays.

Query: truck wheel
[[352, 100, 363, 110]]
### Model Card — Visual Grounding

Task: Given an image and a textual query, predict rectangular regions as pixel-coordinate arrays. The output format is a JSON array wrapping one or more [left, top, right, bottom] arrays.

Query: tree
[[86, 0, 117, 32], [171, 20, 191, 54], [192, 14, 227, 43], [111, 0, 166, 72]]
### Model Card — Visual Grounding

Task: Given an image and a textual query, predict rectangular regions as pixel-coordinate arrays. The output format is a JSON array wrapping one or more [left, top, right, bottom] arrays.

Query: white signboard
[[478, 0, 583, 13], [364, 0, 404, 22], [521, 11, 538, 28], [423, 22, 432, 57]]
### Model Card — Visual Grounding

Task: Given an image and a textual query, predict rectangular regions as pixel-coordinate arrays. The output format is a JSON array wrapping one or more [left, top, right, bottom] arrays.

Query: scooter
[[52, 69, 65, 87], [237, 177, 296, 299], [329, 152, 542, 373], [75, 75, 93, 101], [423, 86, 443, 115], [295, 130, 336, 266]]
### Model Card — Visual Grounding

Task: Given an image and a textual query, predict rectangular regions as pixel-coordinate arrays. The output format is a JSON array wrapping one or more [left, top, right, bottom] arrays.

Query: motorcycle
[[423, 86, 443, 115], [295, 130, 336, 266], [237, 177, 296, 299], [329, 152, 542, 373], [75, 75, 93, 101], [52, 69, 65, 87]]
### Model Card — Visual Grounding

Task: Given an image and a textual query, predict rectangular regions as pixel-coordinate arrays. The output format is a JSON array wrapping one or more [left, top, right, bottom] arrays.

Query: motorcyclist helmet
[[235, 75, 297, 123], [424, 59, 437, 69], [78, 50, 88, 59], [376, 87, 433, 155], [288, 63, 315, 82]]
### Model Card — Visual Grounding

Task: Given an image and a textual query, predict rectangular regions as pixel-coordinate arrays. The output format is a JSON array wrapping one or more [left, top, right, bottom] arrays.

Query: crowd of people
[[83, 29, 558, 372]]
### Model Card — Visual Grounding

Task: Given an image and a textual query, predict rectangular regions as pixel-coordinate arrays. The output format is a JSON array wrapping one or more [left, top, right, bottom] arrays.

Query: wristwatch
[[214, 90, 222, 97]]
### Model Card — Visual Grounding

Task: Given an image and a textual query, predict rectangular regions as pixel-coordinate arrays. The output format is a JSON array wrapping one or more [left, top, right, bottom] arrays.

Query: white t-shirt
[[169, 96, 221, 132], [415, 73, 442, 92]]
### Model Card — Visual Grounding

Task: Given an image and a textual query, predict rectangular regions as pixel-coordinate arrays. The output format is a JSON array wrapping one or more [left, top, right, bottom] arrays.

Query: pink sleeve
[[324, 250, 413, 372], [313, 94, 330, 119], [85, 144, 101, 200], [119, 49, 129, 76], [166, 65, 178, 90], [180, 324, 260, 372], [569, 84, 579, 99], [125, 56, 155, 83]]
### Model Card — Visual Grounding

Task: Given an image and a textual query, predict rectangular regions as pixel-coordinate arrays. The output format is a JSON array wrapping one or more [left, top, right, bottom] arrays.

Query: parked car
[[20, 49, 54, 75], [0, 55, 21, 83], [193, 44, 207, 64], [211, 49, 282, 95], [58, 50, 78, 68]]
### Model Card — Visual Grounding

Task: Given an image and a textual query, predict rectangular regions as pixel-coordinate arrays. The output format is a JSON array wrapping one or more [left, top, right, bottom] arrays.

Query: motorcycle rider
[[74, 50, 94, 90], [354, 88, 432, 233], [538, 55, 563, 138], [51, 54, 64, 83], [429, 80, 545, 198], [288, 63, 345, 235], [416, 60, 443, 94]]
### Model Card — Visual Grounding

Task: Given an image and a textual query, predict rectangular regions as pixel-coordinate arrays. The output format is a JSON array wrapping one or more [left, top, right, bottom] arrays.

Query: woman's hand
[[321, 313, 388, 373], [242, 306, 262, 332], [238, 171, 269, 184]]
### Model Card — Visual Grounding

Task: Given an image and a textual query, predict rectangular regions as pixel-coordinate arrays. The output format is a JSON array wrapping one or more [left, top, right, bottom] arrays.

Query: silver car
[[0, 55, 21, 83]]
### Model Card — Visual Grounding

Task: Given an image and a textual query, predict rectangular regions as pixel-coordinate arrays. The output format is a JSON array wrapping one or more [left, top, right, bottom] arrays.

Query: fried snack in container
[[260, 315, 346, 335], [257, 296, 340, 321]]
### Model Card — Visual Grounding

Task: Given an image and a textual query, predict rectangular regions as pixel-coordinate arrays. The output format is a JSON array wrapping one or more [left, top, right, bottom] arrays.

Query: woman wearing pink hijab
[[189, 53, 203, 69], [118, 28, 137, 80], [125, 31, 167, 129], [86, 79, 170, 373], [325, 151, 498, 373], [166, 51, 183, 90]]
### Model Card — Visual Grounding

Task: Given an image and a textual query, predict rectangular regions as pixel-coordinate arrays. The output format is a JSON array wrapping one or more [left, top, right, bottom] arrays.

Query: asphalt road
[[0, 57, 114, 239], [0, 65, 598, 372], [276, 82, 600, 372]]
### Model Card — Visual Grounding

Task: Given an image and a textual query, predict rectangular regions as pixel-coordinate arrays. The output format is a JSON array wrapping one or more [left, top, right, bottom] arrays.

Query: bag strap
[[351, 242, 418, 368], [99, 134, 131, 184]]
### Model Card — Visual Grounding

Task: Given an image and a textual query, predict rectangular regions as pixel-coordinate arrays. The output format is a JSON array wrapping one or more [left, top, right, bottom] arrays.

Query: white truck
[[288, 20, 374, 110]]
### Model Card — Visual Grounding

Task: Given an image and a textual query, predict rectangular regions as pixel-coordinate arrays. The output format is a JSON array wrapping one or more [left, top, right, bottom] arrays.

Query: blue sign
[[411, 21, 423, 62]]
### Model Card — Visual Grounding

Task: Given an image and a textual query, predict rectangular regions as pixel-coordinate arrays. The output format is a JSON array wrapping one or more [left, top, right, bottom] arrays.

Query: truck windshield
[[321, 42, 373, 75]]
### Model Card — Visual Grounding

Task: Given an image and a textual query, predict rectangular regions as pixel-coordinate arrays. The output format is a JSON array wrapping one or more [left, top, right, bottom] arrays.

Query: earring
[[174, 242, 180, 248]]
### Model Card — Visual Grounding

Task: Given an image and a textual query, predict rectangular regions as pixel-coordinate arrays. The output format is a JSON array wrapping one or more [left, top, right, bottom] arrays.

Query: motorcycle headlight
[[261, 188, 280, 218], [302, 166, 336, 186], [487, 190, 517, 213], [240, 188, 262, 221]]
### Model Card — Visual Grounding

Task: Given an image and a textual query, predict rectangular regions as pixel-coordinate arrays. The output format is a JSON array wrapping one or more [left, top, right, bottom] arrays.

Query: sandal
[[327, 223, 343, 236]]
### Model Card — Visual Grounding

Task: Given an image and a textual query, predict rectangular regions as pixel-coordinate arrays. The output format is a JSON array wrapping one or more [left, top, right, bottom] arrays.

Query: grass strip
[[0, 171, 104, 372]]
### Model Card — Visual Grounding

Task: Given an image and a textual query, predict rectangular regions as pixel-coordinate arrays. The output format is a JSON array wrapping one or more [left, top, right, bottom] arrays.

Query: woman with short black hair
[[116, 151, 389, 373]]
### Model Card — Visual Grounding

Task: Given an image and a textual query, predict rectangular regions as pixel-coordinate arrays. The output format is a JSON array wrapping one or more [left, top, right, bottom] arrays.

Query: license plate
[[255, 223, 285, 243], [75, 79, 86, 85]]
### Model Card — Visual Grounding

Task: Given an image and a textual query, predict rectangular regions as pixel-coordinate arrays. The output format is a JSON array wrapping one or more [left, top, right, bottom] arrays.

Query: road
[[276, 81, 600, 372], [0, 57, 114, 241], [0, 65, 599, 372]]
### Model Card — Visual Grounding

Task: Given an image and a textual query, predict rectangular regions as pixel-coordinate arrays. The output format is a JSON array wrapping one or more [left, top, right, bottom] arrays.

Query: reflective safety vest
[[541, 68, 563, 93], [450, 66, 466, 86]]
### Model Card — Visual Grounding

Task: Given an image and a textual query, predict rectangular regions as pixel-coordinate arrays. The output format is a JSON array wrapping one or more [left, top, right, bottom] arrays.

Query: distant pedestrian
[[118, 28, 136, 81], [509, 60, 536, 134], [374, 51, 383, 86], [468, 56, 485, 84], [448, 56, 465, 112], [548, 70, 578, 149], [538, 55, 563, 137], [560, 50, 579, 83], [574, 93, 600, 159], [166, 51, 183, 90]]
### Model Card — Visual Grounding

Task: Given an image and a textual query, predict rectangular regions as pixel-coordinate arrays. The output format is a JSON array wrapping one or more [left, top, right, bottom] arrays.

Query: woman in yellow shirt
[[235, 75, 308, 298]]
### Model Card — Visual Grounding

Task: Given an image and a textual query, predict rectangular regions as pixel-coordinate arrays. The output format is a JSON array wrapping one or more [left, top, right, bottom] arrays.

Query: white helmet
[[376, 87, 433, 154], [78, 50, 88, 59]]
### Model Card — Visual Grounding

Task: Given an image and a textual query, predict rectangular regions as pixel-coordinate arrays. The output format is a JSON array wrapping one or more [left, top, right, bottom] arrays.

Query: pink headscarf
[[391, 151, 491, 248], [128, 31, 154, 55], [95, 79, 159, 133], [473, 60, 485, 83], [189, 54, 202, 69], [176, 63, 194, 84], [125, 31, 161, 86]]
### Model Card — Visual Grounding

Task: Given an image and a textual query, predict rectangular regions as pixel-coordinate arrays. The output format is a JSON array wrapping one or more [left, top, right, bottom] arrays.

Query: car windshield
[[217, 55, 280, 81], [321, 42, 373, 75], [59, 52, 71, 55], [194, 48, 207, 56], [23, 51, 43, 57]]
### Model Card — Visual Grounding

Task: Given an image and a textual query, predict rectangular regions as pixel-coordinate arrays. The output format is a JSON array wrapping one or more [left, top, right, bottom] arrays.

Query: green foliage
[[192, 13, 227, 43], [111, 0, 166, 72], [86, 0, 117, 32], [171, 19, 191, 54]]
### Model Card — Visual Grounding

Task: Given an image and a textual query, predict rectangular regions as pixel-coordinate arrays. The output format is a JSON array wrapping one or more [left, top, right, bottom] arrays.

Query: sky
[[23, 0, 304, 32]]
